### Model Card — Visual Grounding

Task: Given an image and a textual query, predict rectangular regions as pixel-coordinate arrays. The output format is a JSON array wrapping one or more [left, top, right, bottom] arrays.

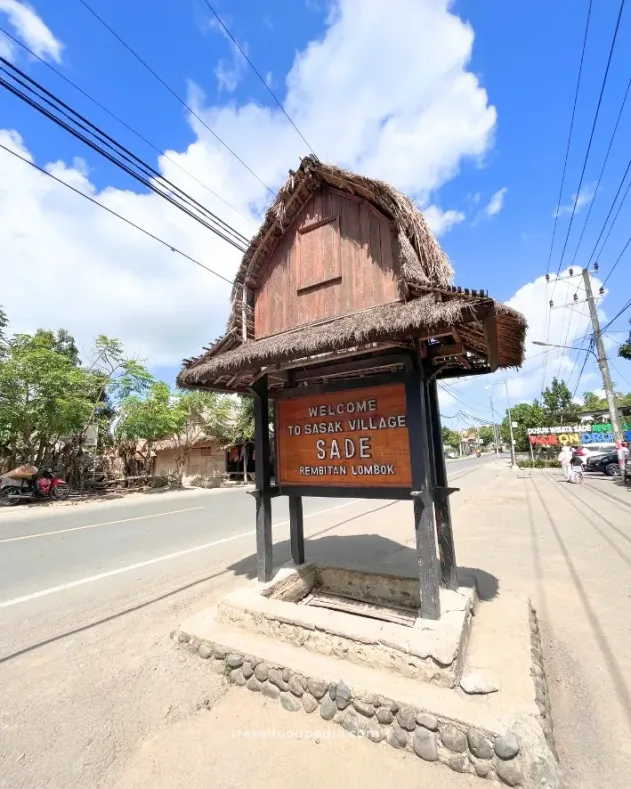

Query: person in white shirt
[[618, 441, 628, 479], [558, 445, 573, 481]]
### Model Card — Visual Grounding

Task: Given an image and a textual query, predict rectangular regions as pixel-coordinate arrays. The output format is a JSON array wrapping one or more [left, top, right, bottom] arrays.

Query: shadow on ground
[[227, 529, 499, 602]]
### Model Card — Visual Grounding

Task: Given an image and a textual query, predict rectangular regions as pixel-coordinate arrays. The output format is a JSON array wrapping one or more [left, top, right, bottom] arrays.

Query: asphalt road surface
[[0, 452, 494, 608]]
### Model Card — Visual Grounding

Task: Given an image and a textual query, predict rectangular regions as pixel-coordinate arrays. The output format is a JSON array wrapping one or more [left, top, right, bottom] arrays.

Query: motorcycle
[[0, 467, 71, 506]]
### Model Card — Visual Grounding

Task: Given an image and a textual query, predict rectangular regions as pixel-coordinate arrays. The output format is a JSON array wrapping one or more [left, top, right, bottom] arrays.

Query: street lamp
[[486, 382, 517, 468], [531, 340, 595, 356], [484, 385, 500, 460]]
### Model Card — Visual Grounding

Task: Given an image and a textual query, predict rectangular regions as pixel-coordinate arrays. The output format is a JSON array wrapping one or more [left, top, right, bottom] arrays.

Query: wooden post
[[289, 494, 305, 565], [404, 354, 440, 620], [253, 375, 273, 582], [426, 373, 458, 590]]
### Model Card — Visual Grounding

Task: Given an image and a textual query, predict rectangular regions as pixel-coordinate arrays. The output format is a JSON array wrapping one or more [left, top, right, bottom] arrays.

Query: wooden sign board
[[276, 382, 411, 488]]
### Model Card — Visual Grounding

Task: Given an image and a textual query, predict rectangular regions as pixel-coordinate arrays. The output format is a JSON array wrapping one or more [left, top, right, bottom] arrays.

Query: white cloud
[[209, 16, 247, 93], [554, 182, 595, 218], [479, 268, 607, 406], [423, 205, 466, 236], [0, 0, 497, 369], [0, 0, 62, 62], [483, 186, 506, 217]]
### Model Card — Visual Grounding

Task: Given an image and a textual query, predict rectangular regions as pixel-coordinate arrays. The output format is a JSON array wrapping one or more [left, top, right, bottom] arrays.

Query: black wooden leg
[[256, 493, 273, 582], [289, 494, 305, 565], [252, 375, 273, 582], [404, 354, 440, 620], [426, 376, 458, 590]]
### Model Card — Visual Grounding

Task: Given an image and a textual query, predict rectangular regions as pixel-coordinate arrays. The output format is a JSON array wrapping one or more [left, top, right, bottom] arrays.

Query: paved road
[[0, 452, 493, 608]]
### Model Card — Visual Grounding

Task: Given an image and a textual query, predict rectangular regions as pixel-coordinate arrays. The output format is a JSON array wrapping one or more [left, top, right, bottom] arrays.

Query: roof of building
[[178, 156, 526, 393]]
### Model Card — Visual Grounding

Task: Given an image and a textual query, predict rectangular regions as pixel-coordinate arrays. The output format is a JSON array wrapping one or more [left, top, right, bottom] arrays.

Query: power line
[[593, 170, 631, 262], [602, 295, 631, 330], [76, 0, 274, 196], [554, 0, 626, 279], [602, 232, 631, 286], [609, 359, 631, 387], [0, 141, 235, 285], [572, 338, 594, 398], [200, 1, 317, 157], [546, 0, 593, 275], [569, 72, 631, 266], [583, 154, 631, 268], [0, 58, 250, 251], [0, 24, 256, 230]]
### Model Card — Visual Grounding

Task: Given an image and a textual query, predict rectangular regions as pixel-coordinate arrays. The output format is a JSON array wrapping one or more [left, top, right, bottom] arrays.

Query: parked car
[[625, 455, 631, 485], [585, 450, 621, 476], [579, 443, 617, 460]]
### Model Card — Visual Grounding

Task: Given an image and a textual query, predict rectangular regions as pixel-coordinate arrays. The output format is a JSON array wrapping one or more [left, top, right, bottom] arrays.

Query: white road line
[[0, 500, 358, 609], [0, 507, 206, 545]]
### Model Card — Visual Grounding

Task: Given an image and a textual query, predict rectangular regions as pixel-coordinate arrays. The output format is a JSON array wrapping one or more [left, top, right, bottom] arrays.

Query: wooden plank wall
[[254, 188, 401, 338]]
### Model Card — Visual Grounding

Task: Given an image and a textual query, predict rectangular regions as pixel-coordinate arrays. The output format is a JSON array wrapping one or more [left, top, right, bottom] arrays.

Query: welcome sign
[[276, 383, 411, 488], [527, 422, 631, 446]]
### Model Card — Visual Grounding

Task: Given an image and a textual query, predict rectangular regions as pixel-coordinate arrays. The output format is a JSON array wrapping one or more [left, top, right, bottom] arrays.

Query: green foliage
[[541, 377, 581, 424], [582, 391, 606, 411], [116, 385, 235, 481], [516, 459, 561, 469], [500, 400, 544, 452], [0, 329, 96, 462], [440, 426, 460, 448], [619, 319, 631, 361], [478, 425, 496, 445]]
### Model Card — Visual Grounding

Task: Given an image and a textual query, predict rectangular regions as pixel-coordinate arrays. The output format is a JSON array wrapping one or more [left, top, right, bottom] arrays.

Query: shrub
[[517, 459, 561, 469]]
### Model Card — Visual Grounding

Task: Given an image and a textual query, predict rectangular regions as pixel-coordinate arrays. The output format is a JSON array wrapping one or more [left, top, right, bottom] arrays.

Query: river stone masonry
[[173, 629, 562, 788], [528, 605, 556, 758], [217, 564, 477, 689]]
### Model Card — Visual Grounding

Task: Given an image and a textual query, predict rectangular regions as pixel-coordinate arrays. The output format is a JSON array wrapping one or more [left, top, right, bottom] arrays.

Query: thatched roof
[[178, 156, 527, 393]]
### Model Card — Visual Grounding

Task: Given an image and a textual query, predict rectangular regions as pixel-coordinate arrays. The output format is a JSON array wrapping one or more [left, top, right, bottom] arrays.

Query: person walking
[[617, 441, 628, 482], [558, 445, 573, 482], [569, 449, 584, 484]]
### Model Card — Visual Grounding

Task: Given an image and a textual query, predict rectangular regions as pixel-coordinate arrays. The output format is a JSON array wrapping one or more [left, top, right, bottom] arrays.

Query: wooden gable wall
[[253, 187, 403, 338]]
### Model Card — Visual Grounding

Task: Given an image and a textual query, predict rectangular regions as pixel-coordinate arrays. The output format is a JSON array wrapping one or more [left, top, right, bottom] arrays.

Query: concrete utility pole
[[582, 268, 623, 444], [505, 381, 517, 468], [485, 385, 500, 459]]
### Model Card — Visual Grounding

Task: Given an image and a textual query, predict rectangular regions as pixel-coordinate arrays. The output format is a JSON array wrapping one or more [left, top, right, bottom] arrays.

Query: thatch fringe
[[178, 296, 525, 387]]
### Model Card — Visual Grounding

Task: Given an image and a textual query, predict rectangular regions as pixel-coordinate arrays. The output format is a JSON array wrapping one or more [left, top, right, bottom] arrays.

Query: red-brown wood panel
[[254, 188, 401, 338]]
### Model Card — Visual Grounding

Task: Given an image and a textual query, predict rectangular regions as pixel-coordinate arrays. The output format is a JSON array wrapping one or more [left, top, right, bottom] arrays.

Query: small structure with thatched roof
[[178, 156, 525, 393], [178, 156, 526, 620]]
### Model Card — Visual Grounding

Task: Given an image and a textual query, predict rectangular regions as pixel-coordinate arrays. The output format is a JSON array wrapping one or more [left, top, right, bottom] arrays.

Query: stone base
[[217, 563, 476, 688], [174, 593, 563, 789]]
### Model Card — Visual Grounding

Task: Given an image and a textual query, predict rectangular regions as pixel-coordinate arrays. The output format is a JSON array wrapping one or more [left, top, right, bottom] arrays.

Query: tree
[[0, 330, 97, 467], [541, 378, 581, 424], [582, 391, 606, 411], [441, 426, 460, 448], [500, 401, 545, 452], [478, 425, 496, 446], [619, 319, 631, 361], [116, 385, 234, 483]]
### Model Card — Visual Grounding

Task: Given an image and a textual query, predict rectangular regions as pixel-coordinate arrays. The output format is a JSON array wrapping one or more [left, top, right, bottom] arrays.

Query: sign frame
[[274, 372, 413, 501]]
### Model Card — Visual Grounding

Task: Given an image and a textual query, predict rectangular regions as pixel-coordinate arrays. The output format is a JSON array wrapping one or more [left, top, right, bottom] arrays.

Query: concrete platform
[[174, 591, 563, 788], [218, 563, 476, 687]]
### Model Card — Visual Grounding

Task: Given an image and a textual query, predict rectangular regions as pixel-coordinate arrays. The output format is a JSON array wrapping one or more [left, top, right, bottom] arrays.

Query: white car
[[578, 443, 617, 461]]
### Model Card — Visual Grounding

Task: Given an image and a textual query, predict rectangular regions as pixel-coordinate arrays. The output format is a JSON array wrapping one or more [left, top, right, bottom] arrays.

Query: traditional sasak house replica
[[178, 156, 526, 620]]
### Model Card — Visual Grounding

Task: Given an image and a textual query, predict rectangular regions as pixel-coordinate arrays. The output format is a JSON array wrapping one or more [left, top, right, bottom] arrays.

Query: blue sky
[[1, 0, 630, 426]]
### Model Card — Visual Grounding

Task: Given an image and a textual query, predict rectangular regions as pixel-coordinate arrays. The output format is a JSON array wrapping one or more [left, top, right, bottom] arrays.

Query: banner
[[526, 423, 631, 446]]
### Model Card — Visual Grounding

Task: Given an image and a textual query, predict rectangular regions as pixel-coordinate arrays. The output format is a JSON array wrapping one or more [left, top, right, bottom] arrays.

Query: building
[[177, 157, 526, 395]]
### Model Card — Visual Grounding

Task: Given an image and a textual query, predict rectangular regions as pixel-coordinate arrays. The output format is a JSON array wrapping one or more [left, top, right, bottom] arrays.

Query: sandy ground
[[1, 462, 629, 788], [114, 687, 480, 789]]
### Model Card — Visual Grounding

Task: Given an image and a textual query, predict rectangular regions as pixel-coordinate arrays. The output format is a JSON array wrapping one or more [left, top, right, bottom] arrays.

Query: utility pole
[[582, 268, 623, 444], [485, 385, 500, 459], [505, 381, 517, 468]]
